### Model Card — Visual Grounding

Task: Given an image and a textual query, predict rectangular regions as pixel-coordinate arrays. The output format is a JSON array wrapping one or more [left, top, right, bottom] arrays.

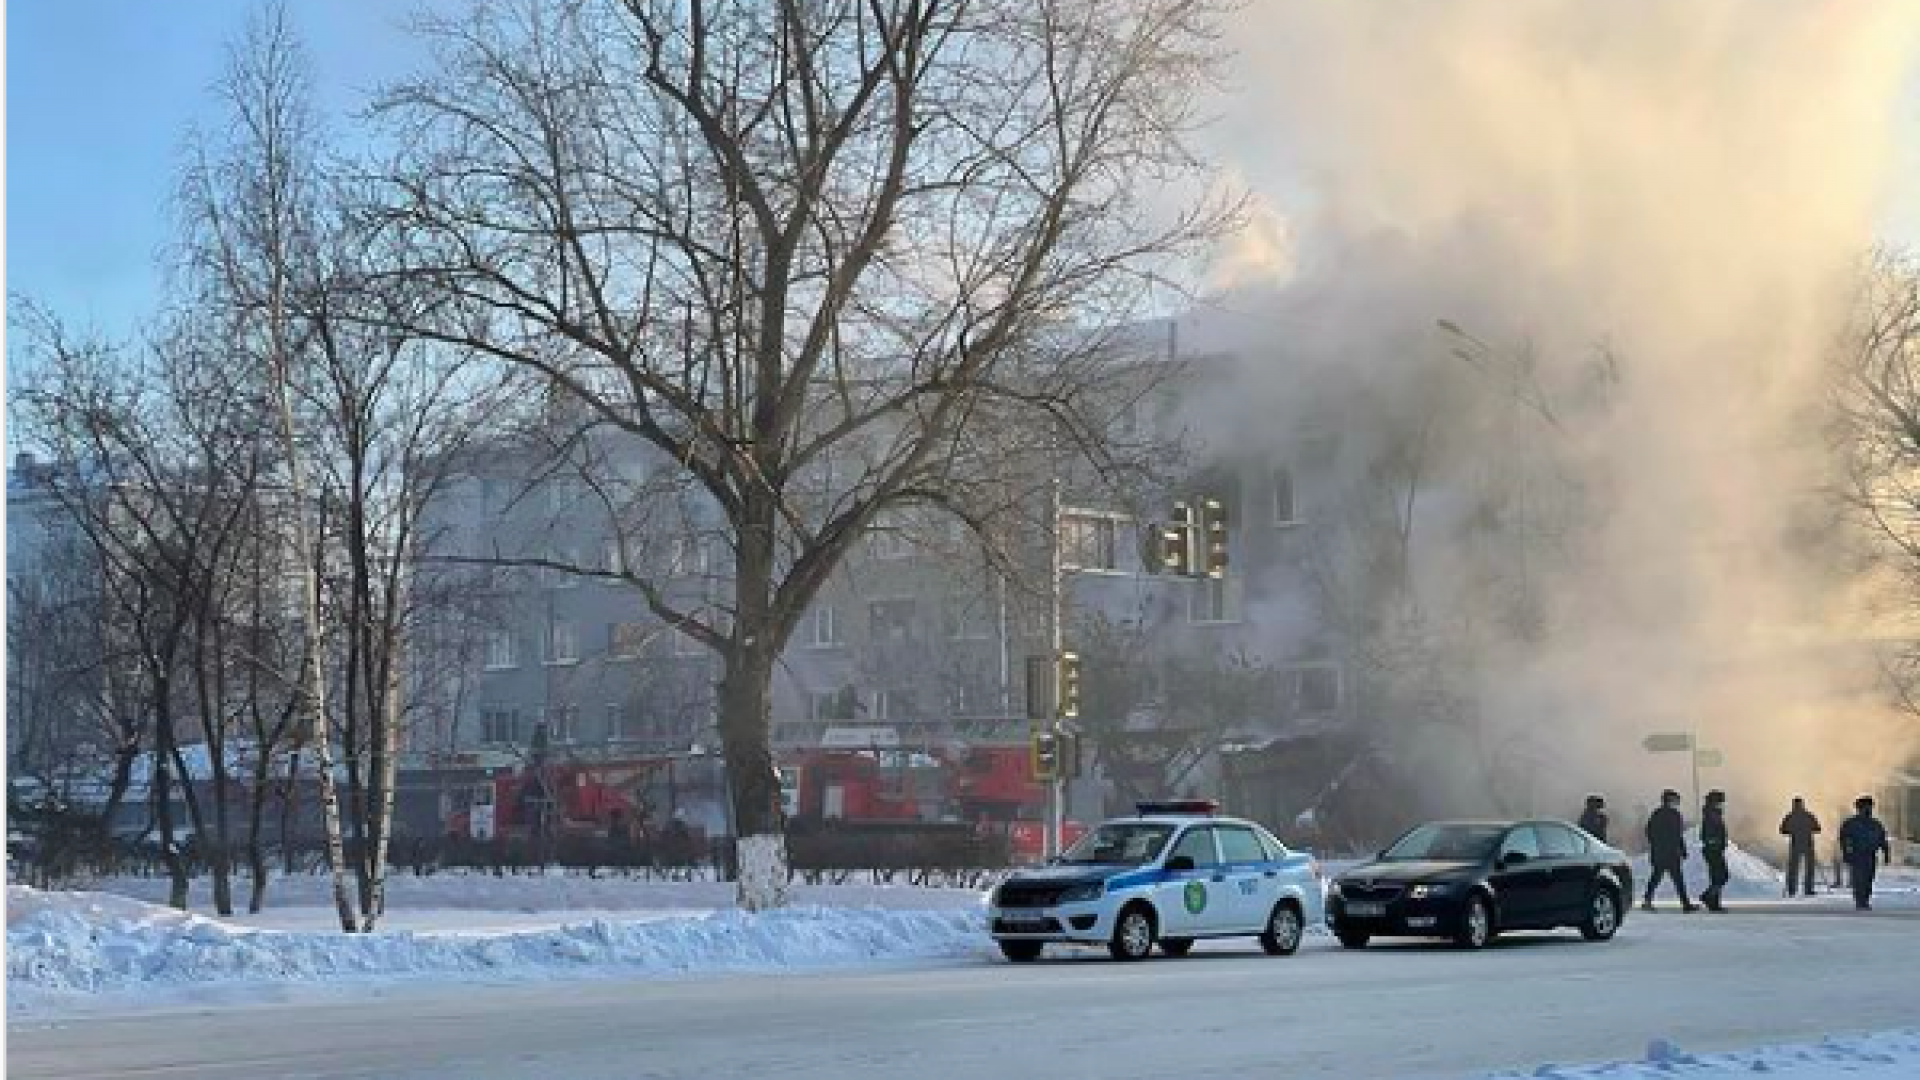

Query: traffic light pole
[[1046, 477, 1066, 859]]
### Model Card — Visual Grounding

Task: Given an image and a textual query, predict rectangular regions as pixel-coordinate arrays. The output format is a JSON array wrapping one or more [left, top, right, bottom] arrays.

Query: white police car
[[988, 800, 1324, 961]]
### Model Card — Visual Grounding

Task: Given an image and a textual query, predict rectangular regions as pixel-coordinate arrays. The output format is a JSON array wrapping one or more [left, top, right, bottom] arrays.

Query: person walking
[[1699, 790, 1730, 913], [1642, 789, 1696, 912], [1839, 795, 1892, 911], [1578, 795, 1610, 843], [1778, 797, 1821, 898]]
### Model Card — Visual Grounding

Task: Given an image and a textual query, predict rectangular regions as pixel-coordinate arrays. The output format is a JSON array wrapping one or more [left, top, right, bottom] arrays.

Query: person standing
[[1578, 795, 1610, 843], [1642, 789, 1696, 912], [1699, 790, 1730, 913], [1778, 797, 1822, 898], [1839, 795, 1892, 911]]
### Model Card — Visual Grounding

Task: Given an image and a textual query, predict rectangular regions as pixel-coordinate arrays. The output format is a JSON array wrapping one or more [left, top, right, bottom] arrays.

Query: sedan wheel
[[1261, 902, 1304, 956], [1108, 907, 1156, 961], [1580, 888, 1620, 942], [1455, 895, 1495, 950]]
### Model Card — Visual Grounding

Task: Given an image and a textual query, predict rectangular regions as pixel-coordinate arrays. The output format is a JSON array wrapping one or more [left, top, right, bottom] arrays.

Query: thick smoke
[[1199, 0, 1920, 824]]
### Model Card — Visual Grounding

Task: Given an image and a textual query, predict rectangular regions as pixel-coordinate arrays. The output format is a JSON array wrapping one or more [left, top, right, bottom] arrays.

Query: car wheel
[[1454, 894, 1495, 950], [1159, 937, 1194, 957], [1108, 904, 1157, 961], [1261, 901, 1305, 956], [998, 940, 1043, 962], [1336, 929, 1370, 949], [1579, 886, 1621, 942]]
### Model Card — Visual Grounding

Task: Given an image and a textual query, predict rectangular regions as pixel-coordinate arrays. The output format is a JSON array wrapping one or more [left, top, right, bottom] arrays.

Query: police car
[[988, 800, 1324, 961]]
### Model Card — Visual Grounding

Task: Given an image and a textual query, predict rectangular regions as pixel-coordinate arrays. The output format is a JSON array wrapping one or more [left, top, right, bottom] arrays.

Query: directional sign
[[1642, 732, 1694, 753], [1695, 749, 1724, 768]]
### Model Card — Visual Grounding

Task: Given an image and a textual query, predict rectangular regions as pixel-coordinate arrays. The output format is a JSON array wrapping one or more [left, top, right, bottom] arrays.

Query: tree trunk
[[152, 689, 190, 910], [280, 747, 302, 876], [100, 738, 140, 862], [246, 742, 274, 913], [362, 616, 405, 931], [721, 502, 789, 911]]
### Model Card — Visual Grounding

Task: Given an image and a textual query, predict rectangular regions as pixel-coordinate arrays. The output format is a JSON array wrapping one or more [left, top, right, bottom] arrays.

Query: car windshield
[[1058, 823, 1176, 865], [1381, 824, 1506, 862]]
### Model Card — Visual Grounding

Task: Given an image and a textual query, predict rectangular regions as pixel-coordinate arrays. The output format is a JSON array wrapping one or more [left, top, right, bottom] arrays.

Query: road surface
[[11, 909, 1919, 1079]]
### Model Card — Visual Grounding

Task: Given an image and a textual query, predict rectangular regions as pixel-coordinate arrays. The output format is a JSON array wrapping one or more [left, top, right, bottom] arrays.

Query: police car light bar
[[1136, 799, 1219, 816]]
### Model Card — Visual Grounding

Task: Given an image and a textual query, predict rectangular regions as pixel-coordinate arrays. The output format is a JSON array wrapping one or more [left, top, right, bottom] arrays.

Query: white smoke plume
[[1196, 0, 1920, 825]]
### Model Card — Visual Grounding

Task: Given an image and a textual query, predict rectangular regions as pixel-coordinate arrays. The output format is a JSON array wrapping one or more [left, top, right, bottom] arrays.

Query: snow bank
[[73, 870, 990, 918], [6, 884, 990, 1015], [1488, 1029, 1920, 1078], [1631, 832, 1784, 901]]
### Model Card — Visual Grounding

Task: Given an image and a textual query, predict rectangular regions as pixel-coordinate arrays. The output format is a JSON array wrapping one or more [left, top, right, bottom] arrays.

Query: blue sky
[[8, 2, 431, 336], [11, 3, 1920, 341]]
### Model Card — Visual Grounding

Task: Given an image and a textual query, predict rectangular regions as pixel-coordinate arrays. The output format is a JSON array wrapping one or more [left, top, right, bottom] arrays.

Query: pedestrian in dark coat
[[1699, 790, 1730, 912], [1778, 797, 1821, 898], [1642, 789, 1696, 912], [1578, 795, 1610, 844], [1839, 796, 1892, 911]]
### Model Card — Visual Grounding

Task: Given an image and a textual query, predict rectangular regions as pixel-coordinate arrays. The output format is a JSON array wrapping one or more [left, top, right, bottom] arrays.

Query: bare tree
[[369, 0, 1231, 907], [14, 310, 271, 913], [180, 3, 356, 929], [1835, 250, 1920, 725]]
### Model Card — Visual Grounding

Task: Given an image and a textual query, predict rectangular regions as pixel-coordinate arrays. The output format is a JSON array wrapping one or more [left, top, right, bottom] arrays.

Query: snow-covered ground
[[7, 877, 991, 1016], [1482, 1030, 1920, 1078]]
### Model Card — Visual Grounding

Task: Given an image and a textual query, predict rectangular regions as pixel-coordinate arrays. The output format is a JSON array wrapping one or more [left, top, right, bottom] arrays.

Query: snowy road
[[11, 909, 1920, 1080]]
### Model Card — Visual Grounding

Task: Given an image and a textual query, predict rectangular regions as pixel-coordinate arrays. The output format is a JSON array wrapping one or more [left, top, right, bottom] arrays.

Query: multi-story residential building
[[415, 319, 1359, 830]]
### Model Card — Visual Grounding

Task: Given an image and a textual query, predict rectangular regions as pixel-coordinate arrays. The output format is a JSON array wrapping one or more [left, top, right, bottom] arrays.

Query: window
[[948, 682, 976, 716], [1217, 826, 1266, 864], [544, 705, 578, 743], [484, 629, 519, 670], [608, 622, 647, 660], [669, 534, 709, 577], [1272, 465, 1298, 525], [1187, 577, 1244, 624], [1256, 827, 1290, 861], [870, 689, 911, 720], [868, 598, 917, 643], [481, 706, 522, 745], [1287, 664, 1341, 715], [866, 514, 913, 560], [1500, 826, 1543, 862], [1060, 515, 1119, 572], [1538, 824, 1586, 857], [808, 605, 842, 648], [548, 546, 579, 589], [547, 478, 582, 514], [602, 537, 626, 576], [942, 595, 993, 641], [810, 690, 851, 722], [546, 620, 579, 664], [605, 703, 630, 742], [1168, 827, 1219, 868]]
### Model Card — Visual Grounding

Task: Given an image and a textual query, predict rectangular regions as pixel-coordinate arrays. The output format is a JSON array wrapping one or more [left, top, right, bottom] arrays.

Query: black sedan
[[1326, 820, 1633, 950]]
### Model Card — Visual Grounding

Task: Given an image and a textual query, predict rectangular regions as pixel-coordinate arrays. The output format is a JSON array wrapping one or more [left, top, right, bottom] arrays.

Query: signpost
[[1642, 730, 1702, 808]]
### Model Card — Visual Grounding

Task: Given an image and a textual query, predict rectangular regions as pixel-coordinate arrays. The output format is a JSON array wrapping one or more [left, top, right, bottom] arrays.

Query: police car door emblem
[[1184, 879, 1207, 914]]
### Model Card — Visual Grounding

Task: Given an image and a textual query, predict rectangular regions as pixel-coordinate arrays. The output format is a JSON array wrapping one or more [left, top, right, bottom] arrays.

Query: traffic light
[[1057, 651, 1082, 720], [1202, 497, 1229, 578], [1161, 501, 1193, 575], [1030, 729, 1060, 782]]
